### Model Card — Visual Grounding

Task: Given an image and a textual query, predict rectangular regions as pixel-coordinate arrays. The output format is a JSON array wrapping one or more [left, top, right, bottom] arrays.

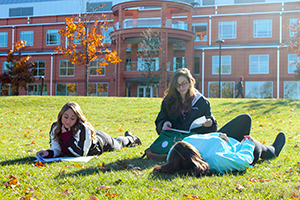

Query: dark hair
[[54, 102, 96, 142], [153, 141, 209, 176], [163, 68, 198, 114]]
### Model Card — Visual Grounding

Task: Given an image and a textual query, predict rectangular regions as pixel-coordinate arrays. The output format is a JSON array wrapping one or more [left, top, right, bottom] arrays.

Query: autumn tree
[[137, 28, 165, 92], [282, 16, 300, 79], [0, 40, 35, 95], [55, 5, 121, 96]]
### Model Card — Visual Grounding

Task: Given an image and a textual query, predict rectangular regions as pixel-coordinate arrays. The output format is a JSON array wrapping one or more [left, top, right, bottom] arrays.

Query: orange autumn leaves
[[55, 17, 121, 74]]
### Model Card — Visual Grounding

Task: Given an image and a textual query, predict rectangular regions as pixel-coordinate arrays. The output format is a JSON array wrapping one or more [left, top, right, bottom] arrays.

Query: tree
[[281, 16, 300, 79], [0, 40, 35, 95], [137, 28, 165, 94], [55, 7, 121, 96]]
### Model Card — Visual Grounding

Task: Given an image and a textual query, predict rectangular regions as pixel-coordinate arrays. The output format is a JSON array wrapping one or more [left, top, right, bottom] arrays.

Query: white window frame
[[87, 82, 108, 96], [59, 60, 75, 77], [56, 83, 77, 96], [219, 21, 236, 39], [46, 29, 60, 45], [137, 85, 158, 98], [89, 59, 106, 76], [0, 32, 8, 47], [289, 18, 299, 37], [208, 81, 235, 98], [103, 26, 114, 43], [245, 81, 273, 98], [27, 83, 48, 95], [249, 55, 269, 74], [3, 61, 12, 73], [288, 54, 299, 74], [212, 55, 231, 75], [32, 60, 45, 77], [173, 56, 185, 72], [284, 81, 300, 99], [253, 19, 272, 38], [20, 30, 34, 46], [138, 57, 159, 71], [193, 22, 207, 41]]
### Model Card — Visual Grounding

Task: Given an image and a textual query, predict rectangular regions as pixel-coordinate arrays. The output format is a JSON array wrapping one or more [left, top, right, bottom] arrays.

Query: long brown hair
[[53, 102, 96, 142], [164, 68, 197, 114], [153, 141, 209, 176]]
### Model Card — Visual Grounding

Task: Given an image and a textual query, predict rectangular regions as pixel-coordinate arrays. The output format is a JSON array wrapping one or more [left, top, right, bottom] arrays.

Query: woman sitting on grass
[[153, 132, 285, 175], [37, 102, 141, 158]]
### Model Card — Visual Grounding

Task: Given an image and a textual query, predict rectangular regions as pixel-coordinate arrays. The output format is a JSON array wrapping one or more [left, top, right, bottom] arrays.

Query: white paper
[[163, 116, 207, 133], [35, 154, 94, 163]]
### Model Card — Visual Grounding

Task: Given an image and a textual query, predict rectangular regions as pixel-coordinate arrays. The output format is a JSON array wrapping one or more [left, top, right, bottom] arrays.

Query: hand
[[37, 150, 49, 158], [242, 135, 254, 143], [162, 121, 172, 130], [61, 124, 70, 133], [219, 133, 229, 142], [202, 119, 212, 127]]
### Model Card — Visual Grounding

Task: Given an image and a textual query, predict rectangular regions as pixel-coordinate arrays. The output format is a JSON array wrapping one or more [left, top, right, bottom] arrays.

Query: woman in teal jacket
[[153, 132, 285, 175]]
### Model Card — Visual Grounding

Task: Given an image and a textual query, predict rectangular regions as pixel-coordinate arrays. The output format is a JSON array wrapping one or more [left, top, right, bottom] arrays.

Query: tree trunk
[[85, 64, 89, 96]]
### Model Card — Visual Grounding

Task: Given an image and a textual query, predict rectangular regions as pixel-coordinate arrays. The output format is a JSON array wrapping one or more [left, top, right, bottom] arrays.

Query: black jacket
[[155, 92, 217, 135]]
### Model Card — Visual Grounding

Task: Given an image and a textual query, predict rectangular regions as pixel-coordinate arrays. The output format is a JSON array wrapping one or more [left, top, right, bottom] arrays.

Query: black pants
[[96, 131, 131, 152], [218, 113, 275, 164], [235, 89, 244, 98]]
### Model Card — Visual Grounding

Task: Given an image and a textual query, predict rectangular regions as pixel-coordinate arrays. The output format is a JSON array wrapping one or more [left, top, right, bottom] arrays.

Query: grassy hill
[[0, 96, 299, 199]]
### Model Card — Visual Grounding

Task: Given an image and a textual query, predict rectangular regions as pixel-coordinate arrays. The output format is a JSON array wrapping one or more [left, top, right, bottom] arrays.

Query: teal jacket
[[182, 133, 255, 174]]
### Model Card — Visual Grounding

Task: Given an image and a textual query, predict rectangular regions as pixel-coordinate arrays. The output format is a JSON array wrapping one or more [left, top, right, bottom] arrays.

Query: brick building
[[0, 0, 299, 98]]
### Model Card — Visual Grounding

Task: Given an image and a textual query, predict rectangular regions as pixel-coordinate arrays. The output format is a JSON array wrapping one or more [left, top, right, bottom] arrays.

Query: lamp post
[[39, 76, 44, 95], [215, 39, 225, 98]]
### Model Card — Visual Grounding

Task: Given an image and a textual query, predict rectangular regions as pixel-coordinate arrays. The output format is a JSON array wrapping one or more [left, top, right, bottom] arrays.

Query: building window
[[245, 81, 273, 98], [59, 60, 75, 76], [32, 60, 45, 76], [203, 0, 215, 5], [138, 57, 159, 71], [103, 27, 114, 43], [20, 31, 34, 46], [249, 55, 269, 74], [253, 19, 272, 38], [27, 83, 48, 95], [0, 32, 8, 47], [9, 7, 33, 17], [284, 81, 300, 99], [3, 61, 11, 73], [173, 57, 185, 71], [234, 0, 265, 3], [208, 81, 234, 98], [288, 54, 299, 74], [212, 55, 231, 75], [46, 30, 60, 45], [0, 84, 18, 96], [90, 59, 105, 76], [194, 56, 200, 75], [290, 18, 299, 37], [88, 82, 108, 96], [219, 21, 236, 39], [193, 23, 207, 41], [87, 2, 113, 12], [56, 83, 77, 96]]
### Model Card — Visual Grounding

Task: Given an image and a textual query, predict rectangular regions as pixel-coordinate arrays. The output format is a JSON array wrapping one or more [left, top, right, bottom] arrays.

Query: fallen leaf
[[97, 185, 111, 190], [292, 192, 300, 199], [236, 184, 246, 190], [294, 145, 299, 148], [183, 193, 199, 200], [152, 188, 158, 193], [90, 195, 98, 200], [105, 191, 118, 198], [117, 160, 128, 169], [114, 179, 122, 184], [34, 161, 46, 168]]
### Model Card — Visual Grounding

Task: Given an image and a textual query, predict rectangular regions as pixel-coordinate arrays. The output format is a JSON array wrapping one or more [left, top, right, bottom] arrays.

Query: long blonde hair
[[164, 68, 197, 114], [53, 102, 96, 142]]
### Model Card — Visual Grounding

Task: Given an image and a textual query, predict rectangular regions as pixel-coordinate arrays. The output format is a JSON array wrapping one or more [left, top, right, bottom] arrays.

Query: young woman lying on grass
[[153, 132, 286, 175], [37, 102, 141, 158]]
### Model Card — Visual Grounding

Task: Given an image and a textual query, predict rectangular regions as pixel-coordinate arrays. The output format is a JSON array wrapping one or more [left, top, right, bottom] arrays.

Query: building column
[[159, 32, 168, 97]]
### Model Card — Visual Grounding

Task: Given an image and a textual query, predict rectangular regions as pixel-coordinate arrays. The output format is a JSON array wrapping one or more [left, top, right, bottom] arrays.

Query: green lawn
[[0, 96, 300, 199]]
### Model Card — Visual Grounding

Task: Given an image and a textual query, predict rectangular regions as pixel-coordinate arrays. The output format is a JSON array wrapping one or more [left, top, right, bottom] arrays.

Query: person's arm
[[145, 149, 167, 161], [63, 123, 92, 157], [155, 100, 171, 135]]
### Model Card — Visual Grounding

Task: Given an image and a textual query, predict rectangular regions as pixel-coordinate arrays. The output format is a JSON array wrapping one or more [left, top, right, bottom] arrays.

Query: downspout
[[12, 26, 14, 51], [50, 54, 53, 96], [202, 49, 205, 94]]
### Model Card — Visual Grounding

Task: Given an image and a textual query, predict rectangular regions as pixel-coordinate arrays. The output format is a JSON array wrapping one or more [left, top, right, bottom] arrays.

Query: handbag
[[148, 130, 195, 154]]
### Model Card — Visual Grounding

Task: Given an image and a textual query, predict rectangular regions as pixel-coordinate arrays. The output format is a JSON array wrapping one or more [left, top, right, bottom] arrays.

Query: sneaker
[[271, 132, 286, 157], [125, 131, 142, 147]]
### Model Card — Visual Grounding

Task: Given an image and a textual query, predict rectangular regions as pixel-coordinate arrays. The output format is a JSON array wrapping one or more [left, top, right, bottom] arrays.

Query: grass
[[0, 96, 300, 199]]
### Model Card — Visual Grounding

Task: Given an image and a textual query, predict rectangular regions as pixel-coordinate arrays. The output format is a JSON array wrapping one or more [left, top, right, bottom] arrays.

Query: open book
[[163, 116, 207, 134], [35, 154, 94, 163]]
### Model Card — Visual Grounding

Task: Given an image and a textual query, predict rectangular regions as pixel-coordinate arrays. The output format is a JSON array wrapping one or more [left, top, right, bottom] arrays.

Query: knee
[[238, 113, 252, 125]]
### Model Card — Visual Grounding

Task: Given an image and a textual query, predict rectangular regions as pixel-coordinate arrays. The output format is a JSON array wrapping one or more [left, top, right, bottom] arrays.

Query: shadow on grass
[[0, 156, 36, 166], [59, 157, 161, 178]]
